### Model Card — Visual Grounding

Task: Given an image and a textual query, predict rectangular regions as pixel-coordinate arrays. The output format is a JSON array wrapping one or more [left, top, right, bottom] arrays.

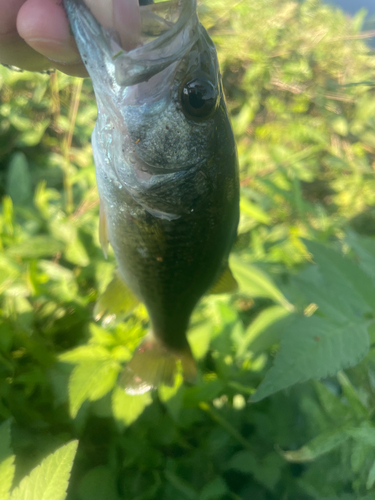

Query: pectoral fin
[[99, 202, 109, 259], [210, 264, 238, 294], [94, 271, 139, 322]]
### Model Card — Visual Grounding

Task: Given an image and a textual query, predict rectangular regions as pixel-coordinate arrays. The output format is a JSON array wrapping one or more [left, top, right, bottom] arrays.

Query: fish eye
[[181, 78, 219, 118]]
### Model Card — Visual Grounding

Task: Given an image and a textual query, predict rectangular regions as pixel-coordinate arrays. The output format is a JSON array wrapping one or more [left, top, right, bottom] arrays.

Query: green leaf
[[305, 240, 375, 314], [293, 266, 365, 323], [0, 420, 15, 500], [252, 315, 369, 401], [346, 232, 375, 281], [69, 360, 120, 418], [240, 196, 271, 224], [227, 451, 283, 490], [158, 374, 184, 421], [281, 425, 353, 462], [6, 153, 32, 205], [10, 441, 78, 500], [237, 305, 292, 357], [7, 236, 64, 259], [78, 466, 119, 500], [65, 236, 90, 267], [199, 477, 228, 500], [165, 471, 198, 500], [313, 381, 350, 424], [227, 450, 258, 473], [189, 319, 214, 360], [337, 372, 369, 418], [367, 459, 375, 490], [111, 386, 152, 428], [347, 425, 375, 447], [183, 379, 223, 407], [16, 118, 50, 147], [59, 345, 112, 364], [230, 255, 293, 310]]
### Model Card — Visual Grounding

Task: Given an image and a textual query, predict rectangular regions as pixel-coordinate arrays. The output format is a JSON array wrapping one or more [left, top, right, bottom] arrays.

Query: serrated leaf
[[10, 441, 78, 500], [252, 315, 369, 402], [69, 360, 120, 417], [230, 255, 293, 310], [112, 386, 152, 428], [305, 240, 375, 314], [293, 265, 367, 323], [0, 420, 15, 500], [346, 232, 375, 281]]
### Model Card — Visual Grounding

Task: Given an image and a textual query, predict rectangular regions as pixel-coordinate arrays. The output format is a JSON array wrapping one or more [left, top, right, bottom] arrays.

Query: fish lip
[[114, 0, 199, 86], [65, 0, 200, 87]]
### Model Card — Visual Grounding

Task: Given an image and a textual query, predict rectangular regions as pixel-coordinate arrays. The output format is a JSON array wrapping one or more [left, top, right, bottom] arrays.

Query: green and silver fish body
[[64, 0, 239, 392]]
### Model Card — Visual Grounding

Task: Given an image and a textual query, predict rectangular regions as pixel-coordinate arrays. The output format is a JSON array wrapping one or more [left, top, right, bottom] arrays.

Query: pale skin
[[0, 0, 140, 76]]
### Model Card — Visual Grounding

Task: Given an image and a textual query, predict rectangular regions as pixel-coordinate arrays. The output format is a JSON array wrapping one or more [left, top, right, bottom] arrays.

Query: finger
[[84, 0, 140, 50], [17, 0, 81, 65], [0, 0, 51, 71], [0, 0, 26, 39]]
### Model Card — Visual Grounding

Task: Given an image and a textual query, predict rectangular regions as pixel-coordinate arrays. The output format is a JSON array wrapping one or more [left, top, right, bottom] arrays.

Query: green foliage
[[1, 0, 375, 498], [0, 423, 77, 500]]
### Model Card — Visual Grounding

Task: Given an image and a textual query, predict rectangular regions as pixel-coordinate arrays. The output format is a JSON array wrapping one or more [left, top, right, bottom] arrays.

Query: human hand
[[0, 0, 140, 76]]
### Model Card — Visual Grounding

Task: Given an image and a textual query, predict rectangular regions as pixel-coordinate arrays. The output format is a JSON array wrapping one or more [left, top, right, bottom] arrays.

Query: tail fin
[[119, 333, 197, 394]]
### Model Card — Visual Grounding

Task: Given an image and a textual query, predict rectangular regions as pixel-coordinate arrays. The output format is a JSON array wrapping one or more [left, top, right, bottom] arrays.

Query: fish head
[[64, 0, 230, 175]]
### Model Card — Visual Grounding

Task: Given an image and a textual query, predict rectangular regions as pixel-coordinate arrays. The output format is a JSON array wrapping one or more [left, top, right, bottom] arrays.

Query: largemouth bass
[[64, 0, 239, 393]]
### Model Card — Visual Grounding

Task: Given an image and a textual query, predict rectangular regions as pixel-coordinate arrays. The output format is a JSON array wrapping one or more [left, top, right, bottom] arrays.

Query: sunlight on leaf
[[10, 441, 78, 500], [0, 420, 15, 500], [112, 386, 152, 428]]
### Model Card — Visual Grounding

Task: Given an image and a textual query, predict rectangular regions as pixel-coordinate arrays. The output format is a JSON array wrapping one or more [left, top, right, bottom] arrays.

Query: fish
[[64, 0, 239, 393]]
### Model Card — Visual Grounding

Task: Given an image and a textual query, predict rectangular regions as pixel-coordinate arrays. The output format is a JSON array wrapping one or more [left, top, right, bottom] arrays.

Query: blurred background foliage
[[1, 0, 375, 498]]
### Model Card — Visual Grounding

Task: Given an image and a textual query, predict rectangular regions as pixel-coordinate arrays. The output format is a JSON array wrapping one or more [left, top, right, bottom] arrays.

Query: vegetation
[[1, 0, 375, 498]]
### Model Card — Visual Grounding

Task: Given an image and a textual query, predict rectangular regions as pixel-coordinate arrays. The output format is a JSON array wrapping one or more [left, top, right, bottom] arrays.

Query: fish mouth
[[65, 0, 199, 87], [115, 0, 199, 86]]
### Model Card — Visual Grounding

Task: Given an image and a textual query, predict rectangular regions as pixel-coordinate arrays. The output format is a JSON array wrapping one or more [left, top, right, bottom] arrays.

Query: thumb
[[84, 0, 140, 51]]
